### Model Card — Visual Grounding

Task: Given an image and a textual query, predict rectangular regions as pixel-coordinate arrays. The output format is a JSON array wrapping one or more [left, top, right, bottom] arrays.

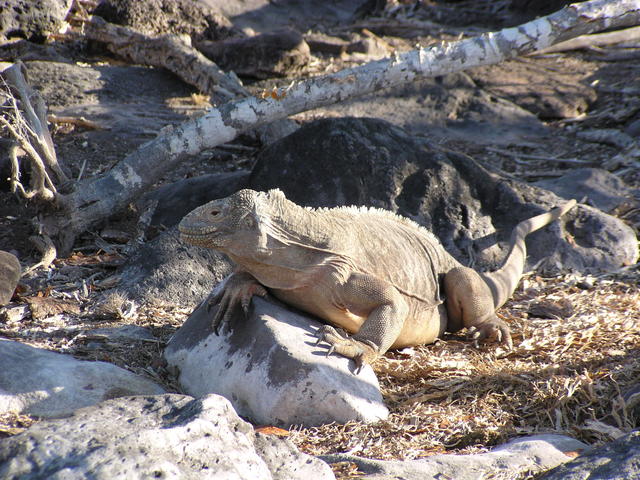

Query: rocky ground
[[1, 0, 639, 478]]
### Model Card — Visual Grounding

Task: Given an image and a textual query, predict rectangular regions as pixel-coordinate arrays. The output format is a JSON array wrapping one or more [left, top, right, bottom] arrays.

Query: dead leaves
[[254, 425, 290, 437]]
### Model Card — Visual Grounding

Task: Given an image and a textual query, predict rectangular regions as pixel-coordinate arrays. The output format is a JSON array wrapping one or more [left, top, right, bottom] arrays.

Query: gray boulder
[[0, 250, 20, 305], [0, 393, 335, 480], [539, 430, 640, 480], [0, 339, 165, 418], [322, 434, 588, 480], [249, 117, 638, 273], [164, 293, 389, 427]]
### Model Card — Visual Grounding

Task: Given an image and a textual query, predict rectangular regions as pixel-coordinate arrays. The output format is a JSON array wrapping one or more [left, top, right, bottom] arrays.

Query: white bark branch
[[51, 0, 640, 252], [535, 24, 640, 54]]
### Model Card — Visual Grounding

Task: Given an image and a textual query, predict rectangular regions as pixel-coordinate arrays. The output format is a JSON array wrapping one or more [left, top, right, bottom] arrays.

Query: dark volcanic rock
[[539, 431, 640, 480], [117, 227, 232, 307], [93, 0, 239, 42], [196, 28, 310, 79], [249, 117, 637, 273], [0, 0, 72, 42], [535, 167, 638, 213]]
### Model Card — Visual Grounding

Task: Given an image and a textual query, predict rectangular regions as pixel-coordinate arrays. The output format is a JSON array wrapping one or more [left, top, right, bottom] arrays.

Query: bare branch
[[0, 115, 56, 201], [1, 62, 69, 185]]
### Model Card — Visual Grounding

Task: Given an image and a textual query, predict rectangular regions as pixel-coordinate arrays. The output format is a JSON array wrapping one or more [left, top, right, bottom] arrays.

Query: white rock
[[165, 296, 389, 427], [0, 339, 165, 417], [0, 393, 335, 480]]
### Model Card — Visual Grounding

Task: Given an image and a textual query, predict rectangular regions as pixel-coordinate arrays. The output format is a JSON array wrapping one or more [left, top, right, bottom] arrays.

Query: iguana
[[179, 188, 576, 371]]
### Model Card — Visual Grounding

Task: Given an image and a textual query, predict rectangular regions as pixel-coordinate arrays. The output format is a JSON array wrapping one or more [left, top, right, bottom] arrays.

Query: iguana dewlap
[[179, 188, 576, 370]]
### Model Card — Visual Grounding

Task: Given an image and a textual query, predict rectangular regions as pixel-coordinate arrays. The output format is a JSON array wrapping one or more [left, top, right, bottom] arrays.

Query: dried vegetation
[[291, 270, 640, 460]]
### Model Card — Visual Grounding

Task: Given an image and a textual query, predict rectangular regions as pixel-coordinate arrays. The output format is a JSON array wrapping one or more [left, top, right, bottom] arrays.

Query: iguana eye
[[210, 209, 221, 217]]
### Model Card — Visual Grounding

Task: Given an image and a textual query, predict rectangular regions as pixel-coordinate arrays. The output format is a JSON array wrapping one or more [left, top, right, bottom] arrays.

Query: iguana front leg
[[209, 271, 267, 334], [316, 272, 409, 372]]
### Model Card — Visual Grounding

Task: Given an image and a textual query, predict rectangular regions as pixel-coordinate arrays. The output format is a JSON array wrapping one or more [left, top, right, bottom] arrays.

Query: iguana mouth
[[178, 228, 222, 247]]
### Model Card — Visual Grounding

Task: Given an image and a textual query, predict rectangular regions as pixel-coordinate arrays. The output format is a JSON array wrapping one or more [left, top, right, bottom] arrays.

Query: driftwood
[[75, 15, 245, 101], [34, 0, 640, 253]]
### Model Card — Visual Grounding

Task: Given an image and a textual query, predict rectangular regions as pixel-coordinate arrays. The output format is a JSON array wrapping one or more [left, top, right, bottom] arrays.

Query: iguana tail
[[481, 200, 576, 309]]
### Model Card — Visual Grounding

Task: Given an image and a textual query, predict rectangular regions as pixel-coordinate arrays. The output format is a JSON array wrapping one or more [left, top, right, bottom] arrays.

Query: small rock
[[0, 339, 165, 418], [0, 250, 20, 306], [0, 393, 335, 480], [86, 324, 157, 342], [304, 32, 350, 55], [164, 294, 389, 427], [196, 28, 310, 79]]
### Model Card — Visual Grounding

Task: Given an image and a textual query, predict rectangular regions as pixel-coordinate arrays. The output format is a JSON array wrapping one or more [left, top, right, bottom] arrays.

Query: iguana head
[[178, 189, 285, 256]]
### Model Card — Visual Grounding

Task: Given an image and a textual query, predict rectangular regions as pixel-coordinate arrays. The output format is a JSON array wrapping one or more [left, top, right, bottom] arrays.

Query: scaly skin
[[179, 188, 576, 372]]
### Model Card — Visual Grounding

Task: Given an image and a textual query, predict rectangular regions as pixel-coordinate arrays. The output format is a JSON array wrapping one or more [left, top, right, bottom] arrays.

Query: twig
[[48, 114, 105, 130], [486, 147, 593, 165], [0, 115, 56, 200], [1, 62, 69, 184]]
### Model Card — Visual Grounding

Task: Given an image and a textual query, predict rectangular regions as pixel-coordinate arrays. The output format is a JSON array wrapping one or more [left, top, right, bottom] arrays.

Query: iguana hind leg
[[444, 266, 513, 350]]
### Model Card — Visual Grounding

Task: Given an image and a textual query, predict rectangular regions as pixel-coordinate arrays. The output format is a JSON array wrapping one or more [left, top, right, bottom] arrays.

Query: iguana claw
[[315, 325, 378, 373], [208, 272, 267, 335], [467, 317, 513, 351]]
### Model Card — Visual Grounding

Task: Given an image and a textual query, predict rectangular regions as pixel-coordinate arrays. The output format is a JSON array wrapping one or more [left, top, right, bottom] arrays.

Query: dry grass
[[290, 269, 640, 460]]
